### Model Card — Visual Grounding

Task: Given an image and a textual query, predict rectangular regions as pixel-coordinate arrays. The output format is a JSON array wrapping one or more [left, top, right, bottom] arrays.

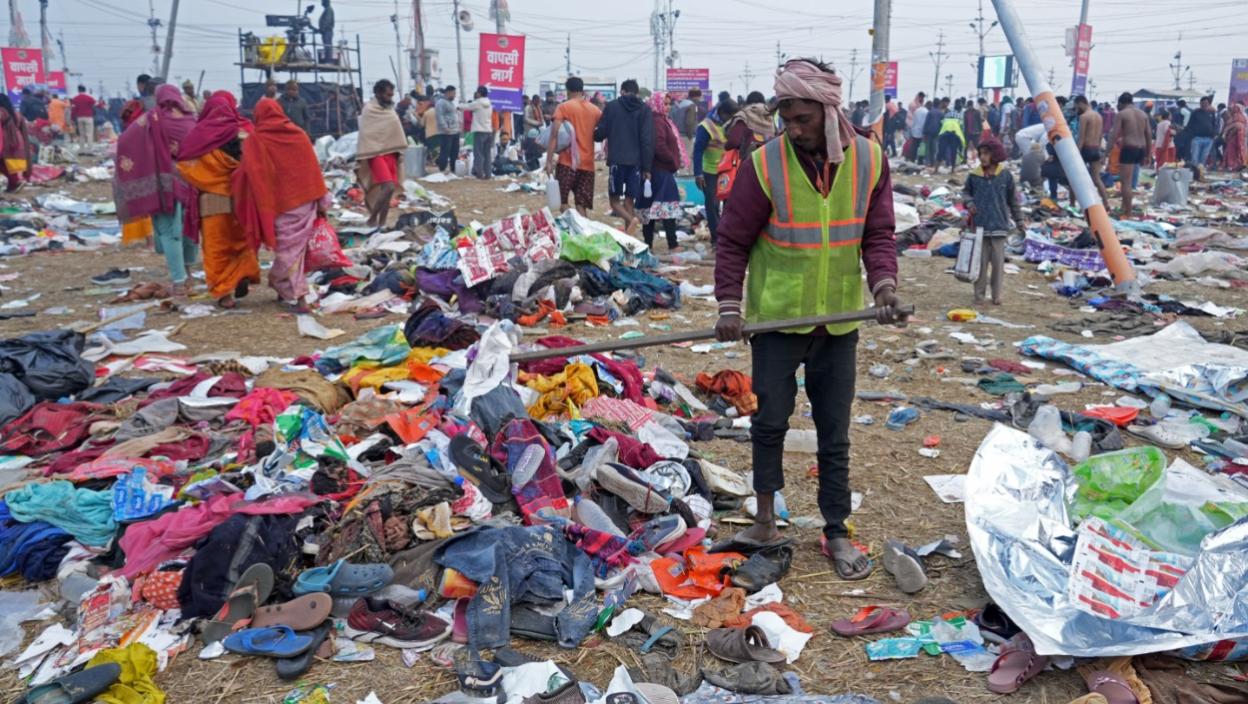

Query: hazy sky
[[12, 0, 1247, 103]]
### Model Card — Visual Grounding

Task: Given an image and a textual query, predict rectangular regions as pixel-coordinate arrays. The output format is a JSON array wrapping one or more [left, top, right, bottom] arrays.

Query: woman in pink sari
[[114, 84, 199, 294], [1223, 104, 1247, 171]]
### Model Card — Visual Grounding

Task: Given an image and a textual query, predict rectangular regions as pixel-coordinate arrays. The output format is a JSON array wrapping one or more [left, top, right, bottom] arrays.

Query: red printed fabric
[[0, 402, 102, 457], [588, 427, 662, 469], [488, 418, 570, 524]]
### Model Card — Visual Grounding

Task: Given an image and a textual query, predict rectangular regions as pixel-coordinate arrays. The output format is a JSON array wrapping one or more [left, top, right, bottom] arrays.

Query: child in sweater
[[962, 136, 1025, 305]]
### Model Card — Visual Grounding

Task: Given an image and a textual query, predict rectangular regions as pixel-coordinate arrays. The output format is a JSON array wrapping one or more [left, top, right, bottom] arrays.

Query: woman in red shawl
[[232, 98, 329, 312], [0, 95, 31, 192], [114, 84, 199, 295], [175, 91, 260, 308]]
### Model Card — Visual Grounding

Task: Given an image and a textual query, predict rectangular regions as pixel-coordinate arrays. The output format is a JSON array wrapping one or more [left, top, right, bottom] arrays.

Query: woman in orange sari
[[1223, 104, 1247, 172], [175, 91, 260, 308]]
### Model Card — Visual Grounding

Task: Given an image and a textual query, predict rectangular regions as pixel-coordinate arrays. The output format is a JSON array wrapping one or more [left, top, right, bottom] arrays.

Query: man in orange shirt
[[48, 92, 70, 140], [544, 76, 601, 216]]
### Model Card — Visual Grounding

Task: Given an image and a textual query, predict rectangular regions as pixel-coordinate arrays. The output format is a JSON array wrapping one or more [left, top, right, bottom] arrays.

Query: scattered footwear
[[449, 433, 512, 504], [275, 622, 334, 680], [830, 605, 912, 637], [343, 597, 452, 649], [251, 592, 332, 631], [882, 539, 927, 594], [293, 559, 393, 596], [1126, 423, 1189, 449], [730, 545, 793, 592], [701, 661, 792, 696], [705, 625, 786, 664], [610, 612, 680, 657], [1082, 669, 1141, 704], [819, 536, 874, 581], [12, 662, 121, 704], [222, 626, 316, 658], [593, 462, 671, 513], [973, 602, 1021, 644], [987, 633, 1050, 694], [201, 562, 275, 644], [90, 268, 131, 285]]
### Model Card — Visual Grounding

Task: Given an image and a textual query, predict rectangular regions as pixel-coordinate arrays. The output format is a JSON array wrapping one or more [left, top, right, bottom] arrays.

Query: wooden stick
[[509, 305, 914, 363]]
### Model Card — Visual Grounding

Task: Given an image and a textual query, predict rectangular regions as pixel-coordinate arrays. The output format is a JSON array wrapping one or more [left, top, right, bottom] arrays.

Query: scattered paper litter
[[923, 474, 967, 503], [297, 315, 346, 340]]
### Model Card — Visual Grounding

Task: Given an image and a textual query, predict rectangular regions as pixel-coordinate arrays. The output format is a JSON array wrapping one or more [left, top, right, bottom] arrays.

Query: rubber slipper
[[612, 613, 680, 657], [449, 433, 512, 504], [223, 626, 315, 659], [987, 633, 1049, 694], [202, 562, 275, 644], [881, 539, 927, 594], [251, 593, 333, 631], [701, 661, 791, 696], [706, 625, 786, 664], [293, 559, 393, 596], [730, 546, 793, 593], [1083, 670, 1140, 704], [830, 606, 912, 637], [452, 598, 469, 644], [974, 602, 1020, 644], [275, 623, 334, 681], [13, 662, 121, 704]]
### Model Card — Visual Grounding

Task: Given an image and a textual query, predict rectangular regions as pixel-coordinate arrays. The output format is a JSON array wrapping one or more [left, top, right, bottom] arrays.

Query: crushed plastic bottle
[[1071, 431, 1093, 463], [573, 495, 626, 537], [929, 618, 997, 672], [1150, 393, 1172, 420], [784, 429, 818, 453], [1028, 404, 1072, 454]]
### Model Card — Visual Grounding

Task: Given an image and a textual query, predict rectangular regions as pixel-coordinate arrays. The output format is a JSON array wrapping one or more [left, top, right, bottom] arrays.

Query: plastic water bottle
[[1150, 393, 1172, 420], [1071, 431, 1093, 463], [546, 177, 561, 211], [784, 429, 818, 453], [1028, 404, 1072, 454], [774, 491, 791, 521], [511, 444, 545, 487], [573, 495, 626, 536], [643, 178, 653, 198]]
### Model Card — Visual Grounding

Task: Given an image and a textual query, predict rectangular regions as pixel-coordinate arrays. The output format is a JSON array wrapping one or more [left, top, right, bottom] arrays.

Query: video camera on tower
[[265, 5, 316, 48]]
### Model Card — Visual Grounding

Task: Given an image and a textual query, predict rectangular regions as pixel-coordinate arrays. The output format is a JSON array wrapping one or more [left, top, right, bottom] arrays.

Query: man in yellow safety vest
[[713, 58, 906, 580], [692, 98, 737, 245]]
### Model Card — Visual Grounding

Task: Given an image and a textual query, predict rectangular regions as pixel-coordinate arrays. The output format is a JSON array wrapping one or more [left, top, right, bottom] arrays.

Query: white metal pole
[[990, 0, 1135, 288]]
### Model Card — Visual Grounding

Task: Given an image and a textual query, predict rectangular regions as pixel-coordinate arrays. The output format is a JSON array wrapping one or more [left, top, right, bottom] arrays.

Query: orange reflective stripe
[[779, 140, 794, 225], [770, 217, 865, 228], [762, 232, 861, 249]]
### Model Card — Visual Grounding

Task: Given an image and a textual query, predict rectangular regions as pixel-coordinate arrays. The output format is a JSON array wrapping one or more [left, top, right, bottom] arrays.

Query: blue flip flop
[[293, 559, 393, 596], [222, 626, 315, 659]]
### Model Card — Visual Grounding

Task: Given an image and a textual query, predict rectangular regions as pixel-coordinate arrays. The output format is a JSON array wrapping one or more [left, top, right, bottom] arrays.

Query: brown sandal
[[706, 625, 786, 664]]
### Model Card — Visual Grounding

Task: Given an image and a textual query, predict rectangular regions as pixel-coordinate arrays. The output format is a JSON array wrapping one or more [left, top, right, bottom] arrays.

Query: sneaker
[[881, 539, 927, 594], [91, 268, 131, 285], [343, 597, 452, 649], [593, 462, 671, 514]]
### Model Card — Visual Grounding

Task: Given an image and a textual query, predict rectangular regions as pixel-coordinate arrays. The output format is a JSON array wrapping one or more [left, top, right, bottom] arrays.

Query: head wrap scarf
[[177, 91, 252, 162], [114, 84, 199, 230], [647, 91, 689, 170], [773, 59, 858, 164], [232, 98, 328, 251]]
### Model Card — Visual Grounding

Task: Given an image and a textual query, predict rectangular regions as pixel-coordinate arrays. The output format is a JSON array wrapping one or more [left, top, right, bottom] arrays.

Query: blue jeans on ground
[[1190, 137, 1214, 168], [152, 204, 196, 283], [434, 525, 597, 649]]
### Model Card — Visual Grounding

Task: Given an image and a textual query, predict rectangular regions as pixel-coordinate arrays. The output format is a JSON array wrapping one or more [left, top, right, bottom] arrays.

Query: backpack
[[716, 134, 765, 201]]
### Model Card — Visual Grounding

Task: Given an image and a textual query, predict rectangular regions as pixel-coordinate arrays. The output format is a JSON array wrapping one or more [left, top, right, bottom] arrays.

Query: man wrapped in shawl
[[175, 91, 260, 308], [114, 84, 199, 295], [725, 91, 777, 158], [232, 98, 330, 312], [634, 91, 686, 253], [1223, 104, 1247, 171], [356, 79, 407, 227], [0, 95, 31, 193]]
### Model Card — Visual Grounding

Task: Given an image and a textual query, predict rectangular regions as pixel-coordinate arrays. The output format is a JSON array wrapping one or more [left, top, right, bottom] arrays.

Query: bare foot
[[822, 537, 873, 580], [736, 520, 782, 546], [217, 295, 237, 309]]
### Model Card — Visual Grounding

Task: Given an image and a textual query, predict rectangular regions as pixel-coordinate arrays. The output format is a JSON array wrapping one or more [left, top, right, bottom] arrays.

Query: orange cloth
[[553, 98, 601, 170], [724, 603, 816, 634], [176, 149, 260, 299], [121, 217, 153, 245], [48, 98, 69, 131], [696, 370, 758, 416], [652, 547, 745, 600]]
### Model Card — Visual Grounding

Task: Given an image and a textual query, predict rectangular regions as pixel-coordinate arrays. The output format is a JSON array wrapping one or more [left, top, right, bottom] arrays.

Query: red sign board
[[478, 33, 525, 112], [46, 70, 65, 93], [1, 47, 44, 100], [1071, 24, 1092, 96], [885, 62, 898, 97]]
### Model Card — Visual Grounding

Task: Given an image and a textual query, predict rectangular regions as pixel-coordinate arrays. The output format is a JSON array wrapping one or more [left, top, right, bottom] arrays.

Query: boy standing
[[962, 136, 1024, 305]]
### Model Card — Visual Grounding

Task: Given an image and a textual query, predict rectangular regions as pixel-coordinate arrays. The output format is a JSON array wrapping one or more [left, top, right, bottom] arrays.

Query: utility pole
[[1047, 66, 1056, 86], [1169, 34, 1187, 90], [390, 1, 403, 94], [945, 73, 954, 97], [1071, 0, 1089, 95], [1188, 72, 1197, 91], [650, 0, 663, 90], [56, 31, 66, 74], [969, 0, 998, 98], [847, 48, 860, 102], [928, 29, 946, 98], [490, 0, 506, 33], [776, 41, 786, 69], [147, 1, 163, 77], [37, 0, 51, 64], [740, 61, 757, 94], [9, 0, 31, 48], [666, 0, 676, 73], [565, 33, 571, 76], [160, 0, 180, 82], [867, 0, 890, 127], [452, 0, 464, 93], [412, 0, 426, 92]]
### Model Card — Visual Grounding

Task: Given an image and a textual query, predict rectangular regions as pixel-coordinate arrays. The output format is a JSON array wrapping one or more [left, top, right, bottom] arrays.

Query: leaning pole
[[990, 0, 1137, 289]]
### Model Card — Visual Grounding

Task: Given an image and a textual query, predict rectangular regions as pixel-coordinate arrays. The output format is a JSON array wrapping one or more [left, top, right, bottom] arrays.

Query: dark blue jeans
[[750, 330, 858, 539], [435, 525, 596, 649]]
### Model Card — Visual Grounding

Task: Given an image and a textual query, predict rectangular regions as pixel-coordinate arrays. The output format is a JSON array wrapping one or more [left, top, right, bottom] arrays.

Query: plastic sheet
[[966, 424, 1248, 656], [0, 590, 48, 657]]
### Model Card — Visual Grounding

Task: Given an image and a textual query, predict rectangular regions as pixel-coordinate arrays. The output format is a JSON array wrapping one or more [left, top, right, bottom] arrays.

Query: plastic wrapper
[[967, 424, 1248, 656], [1070, 446, 1166, 522], [1111, 458, 1248, 555]]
